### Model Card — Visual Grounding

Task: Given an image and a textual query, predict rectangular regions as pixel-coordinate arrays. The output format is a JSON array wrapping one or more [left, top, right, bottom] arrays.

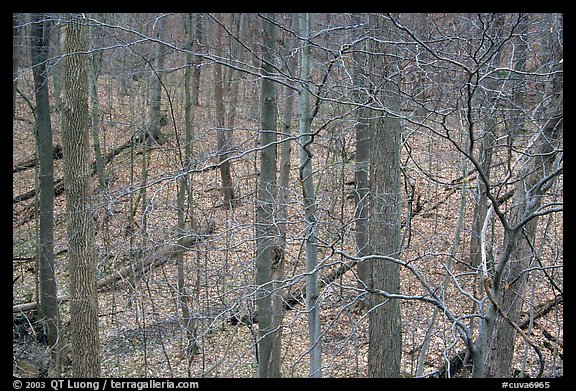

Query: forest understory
[[13, 13, 563, 379]]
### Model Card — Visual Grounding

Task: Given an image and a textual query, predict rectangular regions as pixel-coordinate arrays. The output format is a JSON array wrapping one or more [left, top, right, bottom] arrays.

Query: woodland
[[12, 13, 563, 379]]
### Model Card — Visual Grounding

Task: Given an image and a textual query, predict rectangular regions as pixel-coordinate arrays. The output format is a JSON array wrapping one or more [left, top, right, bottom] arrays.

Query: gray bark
[[469, 14, 504, 270], [88, 14, 106, 189], [31, 12, 60, 375], [255, 13, 279, 378], [299, 13, 322, 378], [13, 13, 23, 123], [272, 12, 300, 377], [177, 13, 199, 367], [351, 13, 370, 286], [482, 87, 562, 379], [61, 14, 101, 378], [366, 14, 403, 378], [148, 14, 167, 145], [213, 14, 235, 208]]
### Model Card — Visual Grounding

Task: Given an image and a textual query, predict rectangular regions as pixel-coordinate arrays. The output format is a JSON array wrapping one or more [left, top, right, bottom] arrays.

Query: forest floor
[[13, 73, 563, 378]]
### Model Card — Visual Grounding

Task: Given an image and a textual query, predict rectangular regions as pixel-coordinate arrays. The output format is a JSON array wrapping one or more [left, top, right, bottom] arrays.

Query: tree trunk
[[479, 15, 563, 378], [61, 15, 101, 378], [177, 12, 199, 368], [148, 14, 167, 145], [469, 14, 504, 271], [482, 93, 562, 378], [255, 13, 279, 378], [366, 14, 403, 378], [299, 13, 322, 378], [272, 12, 299, 377], [192, 13, 203, 106], [351, 13, 370, 287], [31, 13, 60, 375], [13, 13, 23, 123], [213, 14, 235, 208], [225, 13, 246, 132], [88, 14, 106, 189]]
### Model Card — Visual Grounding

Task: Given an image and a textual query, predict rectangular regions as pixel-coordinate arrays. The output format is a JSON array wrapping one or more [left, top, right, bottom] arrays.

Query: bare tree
[[212, 13, 236, 208], [255, 12, 279, 378], [299, 12, 322, 378], [31, 12, 60, 375], [61, 14, 101, 378], [366, 14, 403, 378]]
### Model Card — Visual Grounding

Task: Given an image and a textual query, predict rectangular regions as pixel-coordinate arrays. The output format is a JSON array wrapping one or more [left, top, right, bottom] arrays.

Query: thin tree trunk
[[148, 14, 166, 145], [31, 13, 60, 375], [213, 14, 235, 208], [299, 13, 322, 378], [271, 12, 299, 377], [177, 13, 199, 368], [255, 13, 279, 378], [13, 13, 23, 123], [88, 14, 106, 189], [469, 14, 503, 271], [351, 13, 370, 287], [226, 13, 246, 133], [192, 13, 203, 106], [416, 156, 469, 377], [61, 14, 101, 378]]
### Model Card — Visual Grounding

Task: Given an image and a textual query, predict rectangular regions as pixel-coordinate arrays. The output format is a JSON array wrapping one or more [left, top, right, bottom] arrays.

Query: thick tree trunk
[[367, 113, 403, 378], [61, 15, 101, 378], [31, 13, 60, 375], [366, 14, 403, 378]]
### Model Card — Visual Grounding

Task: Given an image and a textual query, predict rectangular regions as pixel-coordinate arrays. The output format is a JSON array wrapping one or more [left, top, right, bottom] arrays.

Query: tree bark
[[31, 12, 60, 375], [213, 14, 235, 208], [192, 13, 203, 106], [299, 12, 322, 378], [88, 14, 106, 189], [148, 14, 167, 145], [482, 95, 562, 377], [61, 15, 101, 378], [272, 12, 299, 377], [351, 13, 370, 286], [255, 13, 279, 378], [366, 14, 403, 378], [13, 13, 23, 123], [177, 12, 199, 366]]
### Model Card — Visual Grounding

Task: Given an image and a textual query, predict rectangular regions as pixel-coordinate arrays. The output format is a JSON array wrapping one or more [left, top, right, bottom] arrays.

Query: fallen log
[[13, 297, 68, 313], [13, 144, 63, 173], [13, 138, 135, 205], [13, 233, 208, 313], [97, 234, 205, 292]]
